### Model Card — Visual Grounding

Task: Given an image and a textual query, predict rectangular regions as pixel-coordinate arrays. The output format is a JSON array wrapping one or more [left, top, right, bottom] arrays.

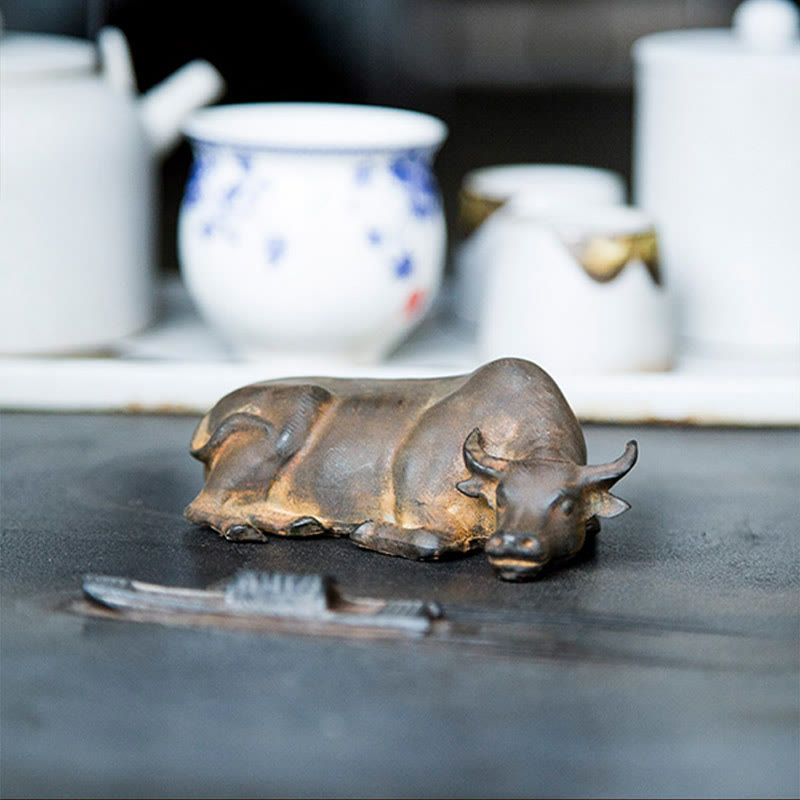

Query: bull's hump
[[465, 358, 585, 463]]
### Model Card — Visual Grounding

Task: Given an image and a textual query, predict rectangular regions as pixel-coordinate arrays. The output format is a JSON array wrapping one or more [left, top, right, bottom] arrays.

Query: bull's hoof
[[223, 524, 268, 542], [285, 516, 326, 537]]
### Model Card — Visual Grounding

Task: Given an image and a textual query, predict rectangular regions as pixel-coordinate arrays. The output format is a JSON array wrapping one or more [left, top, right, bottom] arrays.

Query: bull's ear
[[580, 441, 637, 519], [456, 428, 506, 502], [584, 490, 631, 519]]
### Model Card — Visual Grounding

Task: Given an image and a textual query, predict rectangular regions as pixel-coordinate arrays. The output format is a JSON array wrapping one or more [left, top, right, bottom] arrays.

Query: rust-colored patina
[[185, 358, 637, 580]]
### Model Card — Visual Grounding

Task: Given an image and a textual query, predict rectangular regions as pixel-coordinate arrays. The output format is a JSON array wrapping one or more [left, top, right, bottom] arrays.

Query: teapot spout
[[138, 60, 225, 158]]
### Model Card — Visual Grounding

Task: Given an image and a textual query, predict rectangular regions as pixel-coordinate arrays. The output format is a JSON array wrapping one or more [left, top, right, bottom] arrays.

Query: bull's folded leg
[[186, 502, 326, 542], [184, 502, 257, 540], [241, 509, 329, 538], [185, 385, 333, 533], [349, 521, 464, 561]]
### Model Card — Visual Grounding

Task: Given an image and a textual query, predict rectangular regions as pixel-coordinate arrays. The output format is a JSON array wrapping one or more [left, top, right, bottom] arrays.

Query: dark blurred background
[[3, 0, 752, 273]]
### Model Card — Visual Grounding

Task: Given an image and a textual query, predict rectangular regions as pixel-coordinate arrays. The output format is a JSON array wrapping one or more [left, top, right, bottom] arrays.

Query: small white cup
[[454, 165, 626, 324], [478, 201, 673, 374], [178, 103, 448, 363]]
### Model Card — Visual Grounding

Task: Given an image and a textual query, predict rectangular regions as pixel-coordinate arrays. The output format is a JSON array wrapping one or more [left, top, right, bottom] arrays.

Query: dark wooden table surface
[[1, 413, 798, 798]]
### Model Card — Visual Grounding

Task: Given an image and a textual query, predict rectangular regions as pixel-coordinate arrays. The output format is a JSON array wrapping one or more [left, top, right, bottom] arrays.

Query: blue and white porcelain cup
[[178, 103, 448, 363]]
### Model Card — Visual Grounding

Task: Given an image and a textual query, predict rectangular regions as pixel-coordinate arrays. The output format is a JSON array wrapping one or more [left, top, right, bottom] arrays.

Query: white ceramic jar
[[178, 103, 448, 363], [633, 0, 800, 361], [0, 29, 223, 354], [478, 202, 673, 374], [454, 165, 626, 324]]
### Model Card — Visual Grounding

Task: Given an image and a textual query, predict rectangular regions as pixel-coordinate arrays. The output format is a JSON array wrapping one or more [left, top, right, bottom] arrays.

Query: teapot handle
[[97, 27, 137, 96]]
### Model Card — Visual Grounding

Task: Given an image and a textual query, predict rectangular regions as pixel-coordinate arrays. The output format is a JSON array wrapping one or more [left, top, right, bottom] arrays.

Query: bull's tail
[[189, 412, 273, 464]]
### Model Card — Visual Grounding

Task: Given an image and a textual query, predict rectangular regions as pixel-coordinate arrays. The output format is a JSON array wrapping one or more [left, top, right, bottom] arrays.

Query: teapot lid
[[0, 33, 96, 79], [633, 0, 800, 73]]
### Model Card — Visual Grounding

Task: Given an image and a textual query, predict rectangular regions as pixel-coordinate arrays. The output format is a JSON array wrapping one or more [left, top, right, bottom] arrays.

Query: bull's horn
[[580, 440, 638, 488], [462, 428, 506, 479]]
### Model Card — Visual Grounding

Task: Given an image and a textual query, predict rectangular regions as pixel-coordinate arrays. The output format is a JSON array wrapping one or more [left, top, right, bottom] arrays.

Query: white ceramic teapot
[[0, 28, 224, 354]]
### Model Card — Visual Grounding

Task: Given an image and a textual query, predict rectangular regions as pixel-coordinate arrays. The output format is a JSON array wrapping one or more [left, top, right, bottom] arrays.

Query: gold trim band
[[458, 187, 661, 287], [569, 231, 661, 286], [457, 188, 506, 237]]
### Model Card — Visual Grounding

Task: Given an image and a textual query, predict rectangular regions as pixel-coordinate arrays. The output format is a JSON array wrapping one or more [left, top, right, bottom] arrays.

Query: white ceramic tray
[[1, 280, 797, 425]]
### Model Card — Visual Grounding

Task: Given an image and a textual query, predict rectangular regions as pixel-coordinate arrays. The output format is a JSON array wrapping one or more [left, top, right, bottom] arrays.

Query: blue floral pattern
[[394, 253, 413, 279], [389, 152, 440, 218], [183, 148, 215, 208], [187, 150, 272, 244], [182, 144, 444, 298], [355, 161, 373, 184], [265, 237, 286, 265]]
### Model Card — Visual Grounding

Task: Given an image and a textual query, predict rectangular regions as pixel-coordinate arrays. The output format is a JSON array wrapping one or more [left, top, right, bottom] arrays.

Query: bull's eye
[[559, 497, 576, 515]]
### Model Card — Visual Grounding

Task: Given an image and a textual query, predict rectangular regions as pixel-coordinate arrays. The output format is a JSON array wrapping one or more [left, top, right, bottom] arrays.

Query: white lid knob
[[733, 0, 800, 50]]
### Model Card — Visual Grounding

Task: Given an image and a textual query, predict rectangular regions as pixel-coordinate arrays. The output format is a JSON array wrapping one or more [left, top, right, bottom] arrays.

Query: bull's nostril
[[522, 538, 535, 550], [487, 535, 503, 550]]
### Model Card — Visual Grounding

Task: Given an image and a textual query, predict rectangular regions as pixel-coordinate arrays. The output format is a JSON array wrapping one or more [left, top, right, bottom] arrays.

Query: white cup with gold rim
[[455, 165, 626, 324], [477, 201, 673, 374]]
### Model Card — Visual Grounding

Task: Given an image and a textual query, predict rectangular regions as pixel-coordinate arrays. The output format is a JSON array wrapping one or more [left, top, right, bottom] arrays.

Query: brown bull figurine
[[185, 358, 637, 581]]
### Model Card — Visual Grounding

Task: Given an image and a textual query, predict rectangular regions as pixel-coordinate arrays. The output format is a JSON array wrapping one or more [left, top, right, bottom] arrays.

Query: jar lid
[[0, 33, 96, 80], [463, 164, 625, 204], [633, 0, 800, 73]]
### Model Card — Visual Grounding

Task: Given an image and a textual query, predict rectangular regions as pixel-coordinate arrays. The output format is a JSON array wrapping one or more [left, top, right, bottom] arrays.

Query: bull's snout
[[486, 531, 545, 558], [485, 531, 549, 582]]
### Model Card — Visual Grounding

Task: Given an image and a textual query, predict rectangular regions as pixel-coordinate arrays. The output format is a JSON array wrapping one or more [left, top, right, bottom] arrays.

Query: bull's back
[[239, 374, 468, 524]]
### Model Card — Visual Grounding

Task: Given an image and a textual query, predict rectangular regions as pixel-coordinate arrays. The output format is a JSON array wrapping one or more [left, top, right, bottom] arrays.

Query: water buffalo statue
[[185, 358, 637, 580]]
